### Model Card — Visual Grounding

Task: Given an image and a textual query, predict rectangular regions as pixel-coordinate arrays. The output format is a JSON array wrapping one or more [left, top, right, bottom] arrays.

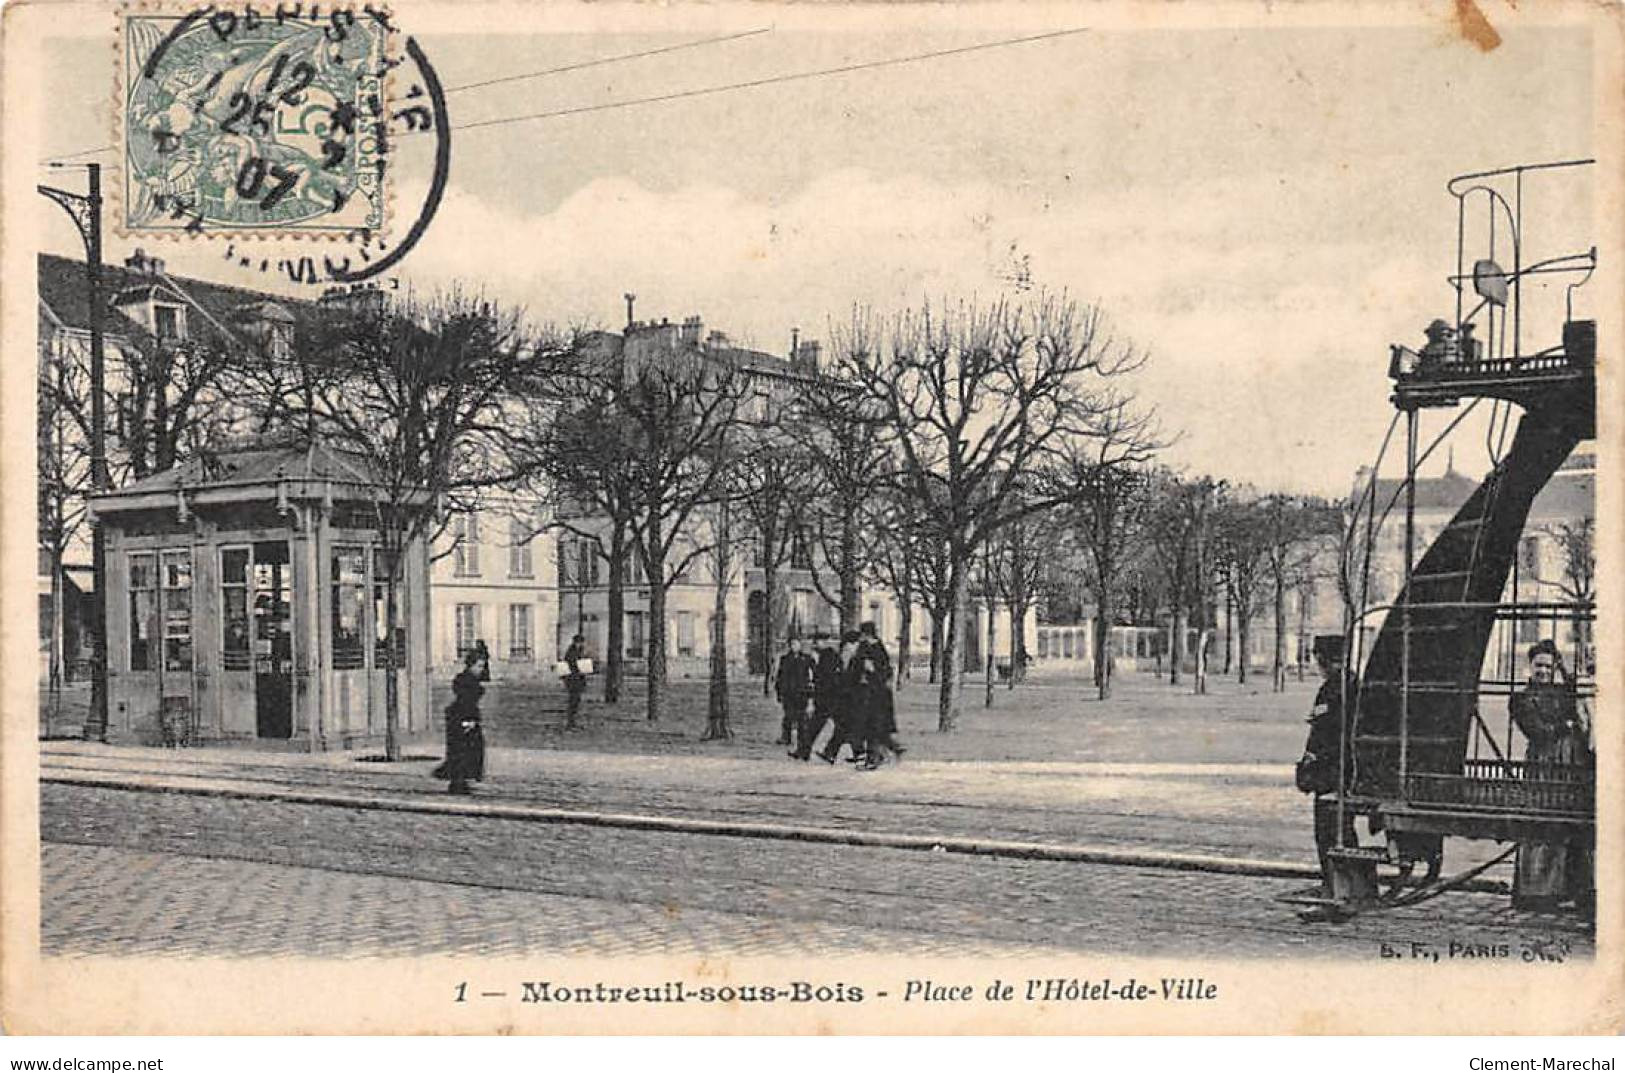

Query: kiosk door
[[252, 541, 294, 739]]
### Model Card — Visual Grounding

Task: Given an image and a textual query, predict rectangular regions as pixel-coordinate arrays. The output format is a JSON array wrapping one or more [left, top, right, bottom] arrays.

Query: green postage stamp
[[118, 4, 392, 236]]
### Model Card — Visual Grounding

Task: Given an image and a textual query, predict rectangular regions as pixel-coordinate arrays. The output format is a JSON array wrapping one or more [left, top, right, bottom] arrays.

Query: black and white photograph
[[1, 0, 1620, 1036]]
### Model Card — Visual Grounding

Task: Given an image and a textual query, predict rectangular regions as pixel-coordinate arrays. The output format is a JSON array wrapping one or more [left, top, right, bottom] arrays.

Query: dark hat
[[1528, 638, 1559, 662], [1312, 634, 1345, 662], [840, 629, 862, 644], [859, 621, 878, 637]]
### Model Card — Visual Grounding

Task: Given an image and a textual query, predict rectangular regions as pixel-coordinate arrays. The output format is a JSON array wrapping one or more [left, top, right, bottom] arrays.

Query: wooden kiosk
[[90, 441, 432, 750]]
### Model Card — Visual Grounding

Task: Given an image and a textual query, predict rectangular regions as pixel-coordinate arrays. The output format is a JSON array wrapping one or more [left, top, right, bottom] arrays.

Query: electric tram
[[1290, 159, 1597, 919]]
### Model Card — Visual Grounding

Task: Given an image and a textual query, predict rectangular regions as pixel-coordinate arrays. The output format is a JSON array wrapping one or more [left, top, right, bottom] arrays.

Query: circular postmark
[[117, 3, 449, 284]]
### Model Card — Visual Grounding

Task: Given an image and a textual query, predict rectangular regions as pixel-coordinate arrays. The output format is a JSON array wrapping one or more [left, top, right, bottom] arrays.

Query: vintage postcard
[[1, 0, 1620, 1036]]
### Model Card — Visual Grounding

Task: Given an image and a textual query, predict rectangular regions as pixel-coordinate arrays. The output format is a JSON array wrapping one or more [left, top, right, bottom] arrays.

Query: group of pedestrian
[[774, 622, 905, 771]]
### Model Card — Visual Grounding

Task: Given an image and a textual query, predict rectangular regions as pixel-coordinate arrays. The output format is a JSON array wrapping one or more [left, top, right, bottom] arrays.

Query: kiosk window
[[161, 550, 192, 671], [221, 547, 251, 670], [333, 546, 367, 670], [129, 552, 155, 671]]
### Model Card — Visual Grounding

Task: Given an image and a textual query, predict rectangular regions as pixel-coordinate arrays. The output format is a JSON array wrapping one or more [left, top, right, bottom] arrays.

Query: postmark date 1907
[[119, 4, 394, 235]]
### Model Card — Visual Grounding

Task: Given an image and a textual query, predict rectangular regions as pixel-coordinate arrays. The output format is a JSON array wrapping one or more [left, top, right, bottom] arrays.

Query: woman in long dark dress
[[436, 649, 487, 795], [1510, 641, 1593, 911]]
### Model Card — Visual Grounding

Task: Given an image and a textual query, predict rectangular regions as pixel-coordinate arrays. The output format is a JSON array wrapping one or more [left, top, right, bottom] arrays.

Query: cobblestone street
[[41, 783, 1593, 960]]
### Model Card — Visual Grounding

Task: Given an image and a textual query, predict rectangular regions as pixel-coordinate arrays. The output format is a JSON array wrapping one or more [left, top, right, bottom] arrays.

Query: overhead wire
[[446, 28, 1091, 133], [44, 27, 1088, 163]]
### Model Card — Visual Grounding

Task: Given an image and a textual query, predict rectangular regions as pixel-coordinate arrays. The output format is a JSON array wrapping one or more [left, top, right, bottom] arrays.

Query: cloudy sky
[[34, 4, 1598, 496]]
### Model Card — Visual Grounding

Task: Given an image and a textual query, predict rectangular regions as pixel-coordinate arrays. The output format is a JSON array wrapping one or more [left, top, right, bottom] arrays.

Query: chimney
[[794, 339, 822, 374], [623, 293, 637, 328], [790, 326, 800, 362], [125, 248, 150, 275], [680, 315, 703, 346]]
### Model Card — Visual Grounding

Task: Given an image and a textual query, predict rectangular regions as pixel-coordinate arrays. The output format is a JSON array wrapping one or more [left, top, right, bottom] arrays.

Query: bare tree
[[615, 353, 748, 724], [1063, 457, 1155, 699], [988, 492, 1063, 690], [735, 432, 816, 691], [38, 333, 92, 710], [1536, 517, 1595, 660], [522, 372, 643, 704], [847, 294, 1151, 729], [1215, 492, 1273, 686], [1146, 472, 1225, 691], [1255, 494, 1342, 691], [795, 313, 890, 633], [115, 323, 241, 480], [864, 490, 933, 688]]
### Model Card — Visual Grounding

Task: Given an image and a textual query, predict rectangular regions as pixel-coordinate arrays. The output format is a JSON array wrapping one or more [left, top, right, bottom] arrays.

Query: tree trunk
[[928, 610, 944, 684], [645, 529, 668, 723], [1238, 607, 1251, 685], [1272, 573, 1287, 692], [1170, 606, 1185, 686], [1007, 596, 1025, 689], [983, 589, 997, 708], [48, 548, 65, 719], [383, 552, 402, 761], [1194, 626, 1209, 695], [761, 551, 779, 697], [897, 598, 913, 688], [937, 559, 968, 731], [704, 516, 732, 741], [1093, 554, 1114, 700], [1094, 609, 1113, 700], [839, 502, 860, 631], [604, 522, 626, 703], [1296, 581, 1311, 683], [1223, 582, 1234, 674]]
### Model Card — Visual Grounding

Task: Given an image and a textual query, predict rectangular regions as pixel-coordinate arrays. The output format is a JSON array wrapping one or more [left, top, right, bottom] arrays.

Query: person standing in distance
[[562, 633, 588, 730]]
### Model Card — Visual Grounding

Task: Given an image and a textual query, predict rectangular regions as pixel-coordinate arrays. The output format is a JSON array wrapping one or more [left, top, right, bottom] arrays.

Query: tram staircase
[[1350, 339, 1595, 819]]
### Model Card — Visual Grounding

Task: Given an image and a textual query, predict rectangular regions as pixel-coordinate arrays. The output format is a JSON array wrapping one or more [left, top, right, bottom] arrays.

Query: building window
[[867, 602, 884, 641], [556, 538, 575, 588], [161, 550, 193, 672], [1521, 536, 1541, 573], [676, 611, 696, 656], [221, 547, 251, 670], [455, 603, 480, 659], [791, 529, 812, 570], [625, 610, 646, 659], [153, 304, 185, 342], [508, 517, 534, 578], [791, 589, 814, 636], [129, 552, 156, 671], [580, 539, 602, 587], [453, 514, 481, 576], [508, 604, 533, 661], [332, 546, 367, 671]]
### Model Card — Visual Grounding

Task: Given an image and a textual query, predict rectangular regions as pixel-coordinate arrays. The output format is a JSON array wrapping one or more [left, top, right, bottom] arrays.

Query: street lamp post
[[38, 163, 109, 741]]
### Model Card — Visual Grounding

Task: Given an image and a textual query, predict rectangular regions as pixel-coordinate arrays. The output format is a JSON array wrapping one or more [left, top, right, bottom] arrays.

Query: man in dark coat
[[773, 636, 817, 754], [805, 635, 848, 762], [1299, 634, 1355, 892], [855, 620, 903, 769], [562, 633, 588, 729]]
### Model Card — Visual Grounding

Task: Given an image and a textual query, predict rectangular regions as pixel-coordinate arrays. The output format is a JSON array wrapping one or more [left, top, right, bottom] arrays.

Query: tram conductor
[[1297, 634, 1357, 894]]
